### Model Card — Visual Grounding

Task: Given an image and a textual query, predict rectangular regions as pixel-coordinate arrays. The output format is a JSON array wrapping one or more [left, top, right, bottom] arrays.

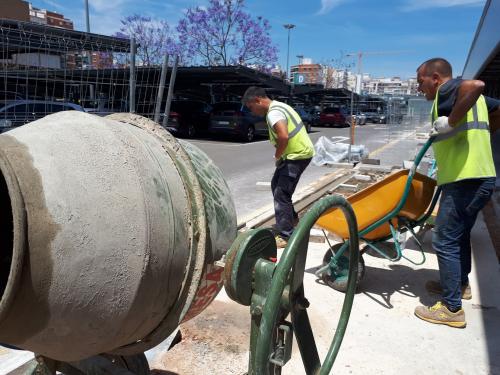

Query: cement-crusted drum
[[0, 112, 236, 361]]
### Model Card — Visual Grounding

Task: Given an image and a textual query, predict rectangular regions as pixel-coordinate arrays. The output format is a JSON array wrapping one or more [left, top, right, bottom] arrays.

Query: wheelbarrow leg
[[388, 222, 404, 261], [399, 224, 427, 266]]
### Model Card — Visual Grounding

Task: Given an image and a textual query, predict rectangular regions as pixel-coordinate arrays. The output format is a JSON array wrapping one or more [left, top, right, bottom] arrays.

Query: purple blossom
[[117, 14, 186, 66], [176, 0, 278, 67]]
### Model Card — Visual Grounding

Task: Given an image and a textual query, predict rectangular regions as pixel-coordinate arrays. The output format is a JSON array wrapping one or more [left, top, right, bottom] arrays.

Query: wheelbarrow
[[315, 137, 441, 292]]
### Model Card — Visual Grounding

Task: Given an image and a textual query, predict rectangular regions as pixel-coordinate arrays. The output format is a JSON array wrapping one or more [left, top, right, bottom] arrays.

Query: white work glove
[[430, 116, 454, 136]]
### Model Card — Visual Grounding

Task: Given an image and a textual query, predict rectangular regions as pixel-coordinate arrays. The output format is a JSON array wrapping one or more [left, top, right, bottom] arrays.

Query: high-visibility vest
[[431, 90, 496, 185], [267, 101, 314, 160]]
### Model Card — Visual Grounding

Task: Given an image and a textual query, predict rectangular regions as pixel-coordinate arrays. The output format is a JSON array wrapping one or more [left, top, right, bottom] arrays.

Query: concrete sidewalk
[[3, 126, 499, 374], [151, 213, 500, 375], [150, 131, 500, 374]]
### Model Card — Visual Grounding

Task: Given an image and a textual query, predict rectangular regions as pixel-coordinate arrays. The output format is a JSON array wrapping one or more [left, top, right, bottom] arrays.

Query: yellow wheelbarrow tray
[[314, 137, 442, 291]]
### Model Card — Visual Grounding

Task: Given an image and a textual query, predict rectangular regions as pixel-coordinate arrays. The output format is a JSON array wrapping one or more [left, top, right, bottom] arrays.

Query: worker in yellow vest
[[415, 58, 499, 328], [242, 87, 314, 248]]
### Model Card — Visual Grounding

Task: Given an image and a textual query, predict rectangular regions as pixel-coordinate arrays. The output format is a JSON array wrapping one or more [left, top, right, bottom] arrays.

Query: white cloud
[[40, 0, 65, 10], [317, 0, 347, 15], [401, 0, 485, 11]]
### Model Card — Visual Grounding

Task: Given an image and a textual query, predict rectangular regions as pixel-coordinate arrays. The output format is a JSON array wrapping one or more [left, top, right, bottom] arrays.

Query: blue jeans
[[432, 177, 496, 310], [271, 158, 311, 239]]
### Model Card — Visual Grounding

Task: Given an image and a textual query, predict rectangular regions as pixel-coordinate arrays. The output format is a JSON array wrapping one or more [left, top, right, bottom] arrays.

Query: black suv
[[209, 102, 266, 142], [164, 100, 212, 138]]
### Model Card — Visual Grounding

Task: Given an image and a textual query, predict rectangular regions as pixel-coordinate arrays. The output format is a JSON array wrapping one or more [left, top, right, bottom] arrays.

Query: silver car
[[0, 100, 85, 132]]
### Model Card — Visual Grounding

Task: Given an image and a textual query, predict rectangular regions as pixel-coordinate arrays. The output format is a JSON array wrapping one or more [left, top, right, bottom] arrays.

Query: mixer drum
[[0, 112, 236, 361]]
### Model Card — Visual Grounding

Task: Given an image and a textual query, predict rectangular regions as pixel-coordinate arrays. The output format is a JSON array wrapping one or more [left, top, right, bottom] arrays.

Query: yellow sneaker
[[275, 236, 288, 248], [414, 301, 466, 328]]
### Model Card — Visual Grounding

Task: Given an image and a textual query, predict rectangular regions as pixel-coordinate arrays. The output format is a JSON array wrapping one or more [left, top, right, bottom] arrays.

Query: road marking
[[368, 130, 419, 158], [330, 136, 350, 143]]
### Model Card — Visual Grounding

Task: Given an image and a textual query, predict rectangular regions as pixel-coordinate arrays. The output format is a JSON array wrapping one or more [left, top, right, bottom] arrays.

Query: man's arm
[[273, 120, 289, 160], [448, 79, 485, 126]]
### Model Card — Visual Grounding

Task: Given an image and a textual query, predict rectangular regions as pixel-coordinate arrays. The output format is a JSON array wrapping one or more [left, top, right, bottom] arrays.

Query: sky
[[32, 0, 487, 79]]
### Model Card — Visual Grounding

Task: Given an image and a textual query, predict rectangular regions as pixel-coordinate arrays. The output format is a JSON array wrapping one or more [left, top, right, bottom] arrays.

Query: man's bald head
[[417, 58, 452, 78], [416, 58, 453, 100]]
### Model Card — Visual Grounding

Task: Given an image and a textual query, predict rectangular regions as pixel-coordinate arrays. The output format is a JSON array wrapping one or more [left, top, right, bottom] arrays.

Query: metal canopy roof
[[0, 18, 131, 54], [0, 65, 291, 102], [293, 88, 359, 103], [462, 0, 500, 93]]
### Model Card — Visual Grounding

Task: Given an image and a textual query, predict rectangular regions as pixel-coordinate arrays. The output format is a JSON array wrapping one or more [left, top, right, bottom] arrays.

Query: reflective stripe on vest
[[431, 92, 496, 185], [433, 104, 489, 142], [267, 105, 304, 139]]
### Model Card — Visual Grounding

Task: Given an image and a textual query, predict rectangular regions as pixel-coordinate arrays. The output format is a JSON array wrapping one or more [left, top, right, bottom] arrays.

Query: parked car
[[163, 100, 212, 138], [360, 110, 402, 124], [353, 111, 367, 125], [309, 107, 321, 126], [295, 108, 313, 132], [0, 100, 85, 133], [209, 102, 266, 142], [0, 91, 24, 101], [361, 110, 383, 124], [319, 106, 350, 127], [384, 112, 404, 124]]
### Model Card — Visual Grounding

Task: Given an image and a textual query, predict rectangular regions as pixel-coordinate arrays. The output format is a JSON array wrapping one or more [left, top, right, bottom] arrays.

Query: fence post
[[129, 37, 136, 113], [162, 55, 179, 128], [154, 54, 169, 123]]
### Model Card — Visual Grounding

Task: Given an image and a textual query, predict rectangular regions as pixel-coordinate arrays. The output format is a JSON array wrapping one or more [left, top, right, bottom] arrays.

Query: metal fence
[[0, 19, 181, 131]]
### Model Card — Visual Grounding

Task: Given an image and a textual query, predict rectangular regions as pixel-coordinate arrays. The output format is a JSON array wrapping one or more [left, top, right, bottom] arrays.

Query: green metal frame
[[320, 137, 440, 278], [251, 195, 360, 375]]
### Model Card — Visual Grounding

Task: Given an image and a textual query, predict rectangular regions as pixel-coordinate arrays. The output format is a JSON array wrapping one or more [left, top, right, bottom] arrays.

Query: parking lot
[[185, 119, 424, 220]]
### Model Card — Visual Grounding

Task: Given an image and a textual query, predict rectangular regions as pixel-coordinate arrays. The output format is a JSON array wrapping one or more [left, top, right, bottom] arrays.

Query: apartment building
[[0, 0, 30, 22], [0, 0, 74, 30], [30, 4, 74, 30], [363, 77, 419, 96], [290, 58, 323, 85]]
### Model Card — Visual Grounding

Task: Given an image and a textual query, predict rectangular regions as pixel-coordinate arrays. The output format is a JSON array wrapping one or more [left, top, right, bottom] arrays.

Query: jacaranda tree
[[118, 15, 182, 66], [177, 0, 278, 67]]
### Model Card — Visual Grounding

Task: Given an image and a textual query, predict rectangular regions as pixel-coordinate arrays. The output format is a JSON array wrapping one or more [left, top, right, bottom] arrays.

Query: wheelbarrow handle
[[410, 136, 435, 177]]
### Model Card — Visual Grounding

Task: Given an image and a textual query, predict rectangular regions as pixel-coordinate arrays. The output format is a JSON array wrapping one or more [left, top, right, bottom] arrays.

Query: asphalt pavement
[[187, 119, 426, 221]]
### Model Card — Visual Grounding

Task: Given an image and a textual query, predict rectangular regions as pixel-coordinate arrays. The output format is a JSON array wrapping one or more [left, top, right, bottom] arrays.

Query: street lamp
[[283, 24, 295, 83], [84, 0, 90, 33]]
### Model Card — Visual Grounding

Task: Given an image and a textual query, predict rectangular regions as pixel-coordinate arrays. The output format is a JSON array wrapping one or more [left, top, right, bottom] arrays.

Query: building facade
[[290, 58, 323, 85], [29, 5, 74, 30], [0, 0, 74, 30], [0, 0, 30, 22], [363, 76, 418, 96]]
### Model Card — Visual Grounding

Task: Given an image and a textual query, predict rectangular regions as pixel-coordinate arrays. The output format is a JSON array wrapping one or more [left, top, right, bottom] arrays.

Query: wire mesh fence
[[0, 18, 429, 149], [0, 19, 175, 132]]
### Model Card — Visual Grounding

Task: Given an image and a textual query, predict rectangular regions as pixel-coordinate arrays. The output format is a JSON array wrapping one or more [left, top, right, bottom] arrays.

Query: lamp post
[[283, 24, 295, 83], [84, 0, 90, 33]]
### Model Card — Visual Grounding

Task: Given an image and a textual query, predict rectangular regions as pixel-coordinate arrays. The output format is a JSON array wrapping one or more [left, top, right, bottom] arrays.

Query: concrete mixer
[[0, 112, 359, 374]]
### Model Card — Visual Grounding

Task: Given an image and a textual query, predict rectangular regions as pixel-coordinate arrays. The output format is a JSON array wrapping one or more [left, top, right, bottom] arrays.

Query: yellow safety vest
[[431, 91, 496, 185], [267, 101, 314, 160]]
